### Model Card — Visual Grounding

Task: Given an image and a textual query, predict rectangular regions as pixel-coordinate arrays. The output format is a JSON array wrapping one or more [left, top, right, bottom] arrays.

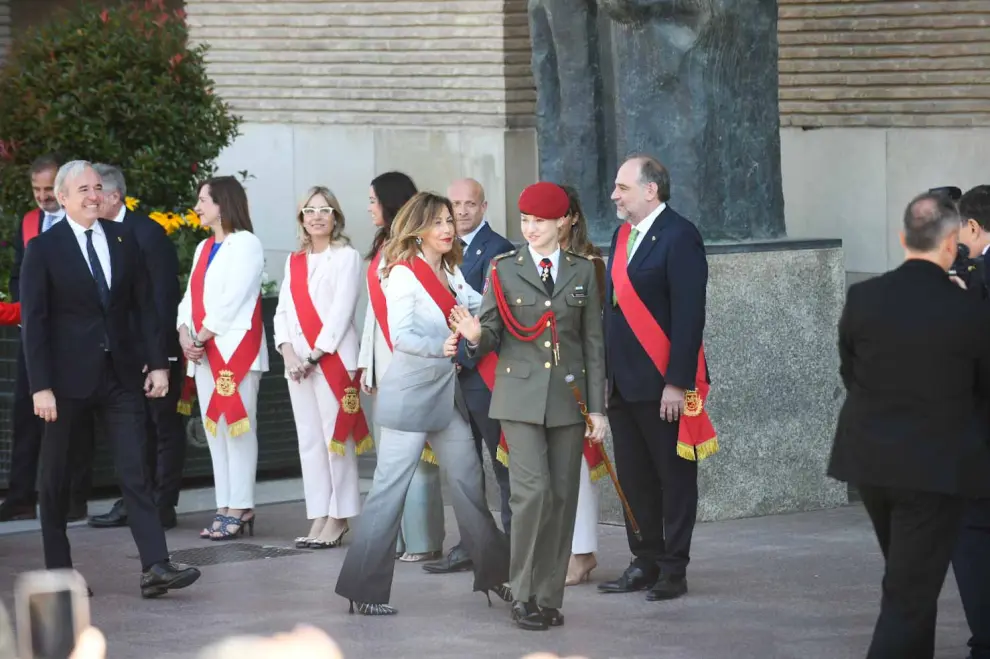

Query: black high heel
[[483, 584, 513, 606], [348, 600, 397, 616]]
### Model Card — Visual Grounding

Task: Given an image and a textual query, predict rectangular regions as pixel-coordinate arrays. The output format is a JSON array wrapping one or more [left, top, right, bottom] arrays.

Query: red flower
[[100, 9, 109, 23], [191, 163, 198, 173]]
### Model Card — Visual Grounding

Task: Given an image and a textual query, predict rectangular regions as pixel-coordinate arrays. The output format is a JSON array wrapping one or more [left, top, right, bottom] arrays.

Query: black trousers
[[40, 356, 168, 571], [7, 339, 93, 506], [607, 383, 698, 577], [858, 484, 965, 659], [465, 389, 512, 536], [142, 360, 187, 508], [952, 497, 990, 659]]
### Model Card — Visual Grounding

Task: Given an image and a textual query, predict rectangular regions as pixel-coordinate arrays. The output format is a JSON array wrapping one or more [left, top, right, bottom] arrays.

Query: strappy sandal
[[210, 514, 254, 541], [200, 514, 224, 539], [307, 526, 349, 549]]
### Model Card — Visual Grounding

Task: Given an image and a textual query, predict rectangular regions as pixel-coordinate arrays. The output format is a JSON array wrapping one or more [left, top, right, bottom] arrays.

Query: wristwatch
[[193, 339, 205, 349], [306, 354, 320, 366]]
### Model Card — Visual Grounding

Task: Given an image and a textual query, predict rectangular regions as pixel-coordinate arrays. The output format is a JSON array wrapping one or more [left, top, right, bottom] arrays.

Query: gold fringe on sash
[[355, 435, 374, 456], [496, 445, 509, 468], [176, 400, 192, 416], [328, 435, 376, 456], [420, 446, 438, 466], [676, 436, 719, 462], [204, 418, 217, 437], [588, 461, 608, 483], [228, 418, 251, 438], [329, 440, 346, 456]]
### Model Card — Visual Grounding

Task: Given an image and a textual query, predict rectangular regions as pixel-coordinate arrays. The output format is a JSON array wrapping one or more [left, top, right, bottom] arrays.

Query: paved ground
[[0, 501, 973, 659]]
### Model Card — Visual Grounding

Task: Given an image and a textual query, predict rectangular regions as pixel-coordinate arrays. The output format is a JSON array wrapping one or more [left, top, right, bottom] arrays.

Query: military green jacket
[[472, 247, 605, 427]]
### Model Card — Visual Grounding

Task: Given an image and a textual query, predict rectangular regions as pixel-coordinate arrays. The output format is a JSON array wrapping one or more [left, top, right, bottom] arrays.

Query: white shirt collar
[[43, 207, 65, 219], [460, 219, 488, 248], [111, 205, 126, 223], [65, 215, 104, 237], [630, 202, 666, 236], [528, 244, 560, 271]]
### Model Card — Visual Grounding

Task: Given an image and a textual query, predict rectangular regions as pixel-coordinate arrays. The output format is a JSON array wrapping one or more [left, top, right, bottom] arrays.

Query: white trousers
[[572, 458, 600, 554], [287, 369, 362, 520], [195, 364, 260, 510]]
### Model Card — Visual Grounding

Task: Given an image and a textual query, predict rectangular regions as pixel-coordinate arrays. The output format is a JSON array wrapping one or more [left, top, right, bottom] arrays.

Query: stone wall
[[778, 0, 990, 128], [188, 0, 534, 129], [0, 0, 10, 67]]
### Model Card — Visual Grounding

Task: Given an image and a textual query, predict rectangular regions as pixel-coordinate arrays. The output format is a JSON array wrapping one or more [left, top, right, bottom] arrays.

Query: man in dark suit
[[951, 185, 990, 659], [87, 164, 185, 530], [599, 155, 708, 602], [423, 178, 516, 575], [828, 191, 990, 659], [0, 154, 93, 523], [21, 160, 199, 597]]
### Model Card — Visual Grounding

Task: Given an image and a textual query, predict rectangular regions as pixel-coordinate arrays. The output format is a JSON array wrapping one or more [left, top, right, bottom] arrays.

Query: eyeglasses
[[302, 206, 334, 217]]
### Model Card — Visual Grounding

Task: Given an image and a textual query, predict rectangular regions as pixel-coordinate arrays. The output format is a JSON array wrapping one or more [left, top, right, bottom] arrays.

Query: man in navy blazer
[[598, 155, 708, 602], [87, 164, 185, 531], [423, 178, 515, 575]]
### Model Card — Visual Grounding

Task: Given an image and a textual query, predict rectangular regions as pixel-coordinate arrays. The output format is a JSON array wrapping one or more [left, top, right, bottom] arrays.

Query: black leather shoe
[[541, 607, 564, 627], [140, 562, 201, 599], [422, 544, 473, 574], [159, 505, 177, 530], [88, 499, 127, 528], [646, 573, 688, 601], [511, 600, 548, 631], [597, 565, 658, 594], [0, 500, 37, 522], [67, 501, 88, 523]]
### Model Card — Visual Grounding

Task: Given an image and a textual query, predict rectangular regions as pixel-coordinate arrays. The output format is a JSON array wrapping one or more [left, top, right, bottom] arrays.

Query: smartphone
[[14, 569, 90, 659]]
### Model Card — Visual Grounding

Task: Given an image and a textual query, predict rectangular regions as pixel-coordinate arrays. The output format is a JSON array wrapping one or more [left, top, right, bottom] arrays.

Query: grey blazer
[[373, 257, 482, 433]]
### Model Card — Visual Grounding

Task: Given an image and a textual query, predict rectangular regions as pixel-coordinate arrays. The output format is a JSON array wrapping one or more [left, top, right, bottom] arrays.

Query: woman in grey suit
[[335, 192, 510, 616]]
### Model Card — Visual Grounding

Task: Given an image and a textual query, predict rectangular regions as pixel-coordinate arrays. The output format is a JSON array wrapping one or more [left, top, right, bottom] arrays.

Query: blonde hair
[[296, 186, 349, 252], [382, 191, 462, 274]]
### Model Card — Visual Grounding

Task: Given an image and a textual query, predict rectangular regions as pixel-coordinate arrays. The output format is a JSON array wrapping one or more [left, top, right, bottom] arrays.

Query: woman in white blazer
[[335, 192, 510, 616], [273, 186, 366, 549], [357, 172, 445, 562], [177, 176, 270, 540]]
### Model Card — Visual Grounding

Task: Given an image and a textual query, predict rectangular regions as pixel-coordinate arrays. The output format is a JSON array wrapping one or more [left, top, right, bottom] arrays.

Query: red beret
[[518, 182, 569, 220]]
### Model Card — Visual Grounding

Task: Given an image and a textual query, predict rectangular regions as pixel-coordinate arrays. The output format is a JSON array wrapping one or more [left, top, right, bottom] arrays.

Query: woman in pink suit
[[274, 186, 368, 549]]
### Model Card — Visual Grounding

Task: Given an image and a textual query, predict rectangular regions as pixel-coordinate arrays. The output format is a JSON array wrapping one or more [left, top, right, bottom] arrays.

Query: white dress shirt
[[460, 219, 489, 249], [66, 216, 112, 287], [40, 208, 66, 233], [528, 245, 560, 281], [626, 202, 666, 259], [110, 205, 126, 223]]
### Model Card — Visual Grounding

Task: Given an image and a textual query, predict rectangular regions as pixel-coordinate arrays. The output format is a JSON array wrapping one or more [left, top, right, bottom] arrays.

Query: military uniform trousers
[[335, 412, 509, 605], [286, 369, 361, 520], [502, 420, 585, 609]]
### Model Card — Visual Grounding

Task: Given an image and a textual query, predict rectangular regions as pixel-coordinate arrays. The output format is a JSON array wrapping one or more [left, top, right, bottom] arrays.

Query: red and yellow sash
[[290, 252, 373, 456], [611, 222, 718, 461], [21, 209, 41, 247], [482, 259, 604, 477], [369, 253, 436, 466], [190, 236, 263, 437]]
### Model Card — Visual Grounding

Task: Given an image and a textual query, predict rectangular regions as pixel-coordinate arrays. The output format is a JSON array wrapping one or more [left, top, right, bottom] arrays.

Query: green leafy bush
[[0, 0, 241, 296]]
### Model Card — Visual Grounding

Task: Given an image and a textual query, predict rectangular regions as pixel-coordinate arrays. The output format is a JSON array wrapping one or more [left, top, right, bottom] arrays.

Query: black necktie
[[85, 229, 111, 309], [459, 238, 467, 250], [539, 257, 554, 296]]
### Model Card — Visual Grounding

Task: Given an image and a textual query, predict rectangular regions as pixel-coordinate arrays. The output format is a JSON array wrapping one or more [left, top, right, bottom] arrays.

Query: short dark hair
[[903, 192, 961, 252], [30, 153, 60, 176], [959, 185, 990, 232], [627, 154, 671, 202], [198, 176, 254, 234], [367, 171, 418, 259]]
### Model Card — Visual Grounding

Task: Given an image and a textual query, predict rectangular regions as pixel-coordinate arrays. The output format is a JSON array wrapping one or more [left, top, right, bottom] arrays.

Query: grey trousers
[[370, 423, 444, 555], [502, 420, 585, 610], [336, 412, 510, 605]]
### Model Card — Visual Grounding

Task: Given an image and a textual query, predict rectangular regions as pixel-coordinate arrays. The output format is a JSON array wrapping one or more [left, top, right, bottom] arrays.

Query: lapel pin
[[476, 249, 481, 255], [652, 236, 656, 241], [117, 236, 122, 242]]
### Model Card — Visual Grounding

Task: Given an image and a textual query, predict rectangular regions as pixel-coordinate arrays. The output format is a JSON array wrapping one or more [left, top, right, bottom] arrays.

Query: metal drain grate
[[153, 543, 310, 567]]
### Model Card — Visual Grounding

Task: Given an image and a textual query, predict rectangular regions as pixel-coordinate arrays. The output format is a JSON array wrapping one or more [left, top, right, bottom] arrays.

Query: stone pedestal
[[482, 240, 849, 524]]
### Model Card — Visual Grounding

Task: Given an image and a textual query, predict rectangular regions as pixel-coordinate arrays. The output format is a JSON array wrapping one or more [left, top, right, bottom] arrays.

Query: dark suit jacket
[[828, 259, 990, 498], [118, 210, 181, 359], [10, 209, 43, 304], [20, 219, 167, 399], [456, 223, 515, 392], [603, 206, 709, 402]]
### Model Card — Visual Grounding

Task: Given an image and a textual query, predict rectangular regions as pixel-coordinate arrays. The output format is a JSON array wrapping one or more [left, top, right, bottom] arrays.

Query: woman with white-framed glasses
[[274, 186, 367, 549]]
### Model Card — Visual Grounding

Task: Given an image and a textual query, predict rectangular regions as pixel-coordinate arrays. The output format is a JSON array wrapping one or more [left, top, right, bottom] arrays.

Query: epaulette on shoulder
[[564, 248, 596, 261], [492, 250, 517, 262]]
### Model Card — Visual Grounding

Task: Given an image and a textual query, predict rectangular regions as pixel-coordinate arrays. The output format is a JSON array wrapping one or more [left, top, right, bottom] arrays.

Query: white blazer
[[385, 255, 482, 359], [177, 231, 270, 375], [272, 244, 362, 376], [357, 254, 391, 389]]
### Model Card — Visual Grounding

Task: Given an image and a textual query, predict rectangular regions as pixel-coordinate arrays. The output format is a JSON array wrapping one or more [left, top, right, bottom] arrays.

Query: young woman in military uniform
[[447, 181, 607, 631]]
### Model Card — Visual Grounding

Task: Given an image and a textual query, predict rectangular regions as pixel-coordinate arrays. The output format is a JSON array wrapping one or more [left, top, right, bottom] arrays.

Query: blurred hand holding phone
[[14, 570, 92, 659]]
